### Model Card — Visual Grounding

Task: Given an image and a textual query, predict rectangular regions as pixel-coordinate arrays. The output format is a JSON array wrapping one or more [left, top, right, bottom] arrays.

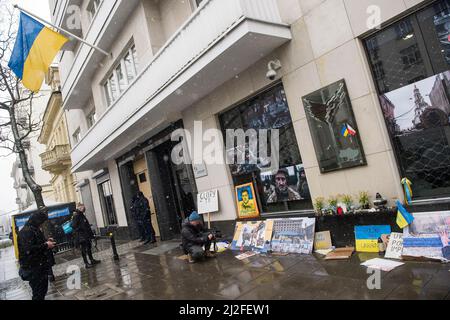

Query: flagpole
[[13, 5, 111, 57]]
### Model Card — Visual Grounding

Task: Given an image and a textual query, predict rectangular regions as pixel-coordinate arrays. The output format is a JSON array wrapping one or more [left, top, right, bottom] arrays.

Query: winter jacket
[[17, 212, 49, 270], [130, 196, 151, 222], [181, 219, 208, 253], [72, 210, 94, 245]]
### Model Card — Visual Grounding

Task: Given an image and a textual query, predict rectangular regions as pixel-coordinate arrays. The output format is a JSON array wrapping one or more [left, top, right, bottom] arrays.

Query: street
[[1, 241, 449, 300]]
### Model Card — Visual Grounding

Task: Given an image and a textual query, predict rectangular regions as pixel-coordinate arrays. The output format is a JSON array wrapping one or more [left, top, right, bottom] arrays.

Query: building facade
[[11, 84, 55, 212], [38, 66, 78, 205], [51, 0, 450, 239]]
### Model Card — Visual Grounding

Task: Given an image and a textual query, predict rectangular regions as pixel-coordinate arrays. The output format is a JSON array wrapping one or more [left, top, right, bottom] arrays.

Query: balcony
[[40, 144, 72, 174], [71, 0, 291, 172]]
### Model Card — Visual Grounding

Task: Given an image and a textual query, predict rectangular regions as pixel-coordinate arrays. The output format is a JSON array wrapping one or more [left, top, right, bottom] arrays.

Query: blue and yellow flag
[[396, 200, 414, 229], [8, 12, 68, 92]]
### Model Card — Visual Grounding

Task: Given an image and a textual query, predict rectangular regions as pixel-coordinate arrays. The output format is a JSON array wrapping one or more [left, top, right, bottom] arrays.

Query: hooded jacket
[[181, 219, 208, 253], [72, 210, 94, 244], [17, 212, 49, 270]]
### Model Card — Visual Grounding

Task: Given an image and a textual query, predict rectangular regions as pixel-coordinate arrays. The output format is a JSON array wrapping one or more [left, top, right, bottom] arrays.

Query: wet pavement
[[1, 241, 449, 300]]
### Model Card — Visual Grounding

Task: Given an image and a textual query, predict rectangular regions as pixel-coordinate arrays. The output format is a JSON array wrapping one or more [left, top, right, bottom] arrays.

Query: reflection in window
[[365, 0, 450, 199], [99, 180, 117, 226]]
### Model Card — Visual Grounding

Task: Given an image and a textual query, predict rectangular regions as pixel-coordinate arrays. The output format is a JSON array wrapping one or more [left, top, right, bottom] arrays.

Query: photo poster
[[402, 211, 450, 262], [354, 225, 392, 253], [231, 220, 274, 253], [260, 165, 310, 205], [302, 79, 366, 173], [235, 183, 260, 219], [197, 189, 219, 214], [270, 218, 316, 254]]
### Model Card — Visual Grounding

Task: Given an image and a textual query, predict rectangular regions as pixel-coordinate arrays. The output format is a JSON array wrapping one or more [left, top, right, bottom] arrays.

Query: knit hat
[[188, 211, 201, 222]]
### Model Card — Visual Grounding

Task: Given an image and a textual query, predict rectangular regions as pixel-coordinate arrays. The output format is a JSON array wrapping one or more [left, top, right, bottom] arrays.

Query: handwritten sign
[[197, 190, 219, 214], [384, 232, 404, 260], [355, 225, 391, 253]]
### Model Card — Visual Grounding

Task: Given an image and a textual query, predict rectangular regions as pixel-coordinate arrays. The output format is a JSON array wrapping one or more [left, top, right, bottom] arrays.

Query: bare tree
[[0, 4, 47, 213]]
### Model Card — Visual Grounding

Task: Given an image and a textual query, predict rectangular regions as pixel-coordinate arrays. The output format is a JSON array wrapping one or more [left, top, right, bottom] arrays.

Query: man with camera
[[181, 211, 216, 263], [17, 209, 56, 300]]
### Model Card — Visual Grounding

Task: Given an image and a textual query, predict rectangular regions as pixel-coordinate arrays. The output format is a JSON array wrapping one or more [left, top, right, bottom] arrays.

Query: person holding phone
[[17, 210, 56, 300]]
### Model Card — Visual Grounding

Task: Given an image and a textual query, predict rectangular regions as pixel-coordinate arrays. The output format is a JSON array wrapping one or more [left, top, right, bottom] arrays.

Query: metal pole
[[109, 232, 120, 261], [13, 5, 111, 57]]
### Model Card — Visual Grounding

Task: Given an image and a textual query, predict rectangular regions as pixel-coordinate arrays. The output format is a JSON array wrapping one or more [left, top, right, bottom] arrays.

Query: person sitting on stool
[[181, 211, 216, 263]]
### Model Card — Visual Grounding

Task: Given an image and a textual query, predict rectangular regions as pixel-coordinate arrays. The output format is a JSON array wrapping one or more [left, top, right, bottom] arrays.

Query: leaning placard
[[384, 233, 404, 260]]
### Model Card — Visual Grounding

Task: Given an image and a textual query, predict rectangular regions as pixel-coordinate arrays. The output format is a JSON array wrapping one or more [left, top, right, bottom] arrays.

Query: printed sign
[[271, 218, 316, 254], [384, 232, 404, 260], [197, 190, 218, 214], [355, 225, 391, 253], [235, 183, 260, 219], [231, 220, 274, 253], [193, 163, 208, 179]]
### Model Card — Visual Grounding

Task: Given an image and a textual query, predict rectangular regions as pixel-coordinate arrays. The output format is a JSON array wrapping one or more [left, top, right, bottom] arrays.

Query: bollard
[[109, 232, 120, 261]]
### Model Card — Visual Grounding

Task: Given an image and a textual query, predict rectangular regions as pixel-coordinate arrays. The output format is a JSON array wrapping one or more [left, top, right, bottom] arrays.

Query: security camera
[[266, 59, 282, 81]]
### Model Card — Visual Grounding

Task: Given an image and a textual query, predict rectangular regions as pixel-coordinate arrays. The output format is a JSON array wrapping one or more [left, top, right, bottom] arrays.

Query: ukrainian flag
[[8, 12, 68, 92], [396, 201, 414, 229]]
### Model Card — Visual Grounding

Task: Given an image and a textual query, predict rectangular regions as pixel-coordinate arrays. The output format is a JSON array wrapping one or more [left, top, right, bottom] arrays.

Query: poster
[[231, 221, 273, 253], [314, 231, 332, 250], [235, 183, 260, 219], [402, 211, 450, 262], [384, 232, 404, 260], [270, 218, 316, 254], [260, 165, 310, 204], [354, 225, 391, 253], [197, 189, 218, 214], [302, 79, 366, 173]]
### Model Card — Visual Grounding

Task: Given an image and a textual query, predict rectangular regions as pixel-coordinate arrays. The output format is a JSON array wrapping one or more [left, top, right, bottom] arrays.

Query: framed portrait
[[260, 165, 310, 205], [235, 183, 260, 219], [302, 79, 366, 173]]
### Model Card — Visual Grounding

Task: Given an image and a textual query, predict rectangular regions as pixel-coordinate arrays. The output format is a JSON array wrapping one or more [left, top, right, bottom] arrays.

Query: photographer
[[17, 210, 56, 300], [181, 211, 216, 263]]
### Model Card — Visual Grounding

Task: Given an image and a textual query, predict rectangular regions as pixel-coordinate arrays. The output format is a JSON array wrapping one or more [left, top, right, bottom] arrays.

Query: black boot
[[90, 259, 101, 265], [85, 262, 94, 269], [82, 252, 93, 269]]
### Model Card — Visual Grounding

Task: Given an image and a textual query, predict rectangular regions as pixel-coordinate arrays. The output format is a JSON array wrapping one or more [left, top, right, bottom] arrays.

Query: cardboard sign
[[314, 231, 332, 250], [354, 225, 391, 253], [384, 232, 404, 260], [324, 247, 354, 260], [197, 190, 219, 214]]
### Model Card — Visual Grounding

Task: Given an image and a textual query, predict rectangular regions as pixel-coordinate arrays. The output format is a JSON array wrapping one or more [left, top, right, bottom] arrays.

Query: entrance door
[[146, 139, 197, 241], [133, 156, 160, 237]]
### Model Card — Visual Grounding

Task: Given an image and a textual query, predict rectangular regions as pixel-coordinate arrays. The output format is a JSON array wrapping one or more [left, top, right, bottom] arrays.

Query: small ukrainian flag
[[396, 200, 414, 229], [8, 12, 68, 92]]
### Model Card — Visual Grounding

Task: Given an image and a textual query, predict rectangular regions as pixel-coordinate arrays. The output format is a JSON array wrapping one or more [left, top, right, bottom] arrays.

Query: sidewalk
[[1, 240, 449, 300]]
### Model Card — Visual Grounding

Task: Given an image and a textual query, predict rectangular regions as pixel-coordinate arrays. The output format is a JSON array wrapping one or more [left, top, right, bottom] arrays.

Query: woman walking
[[72, 204, 101, 269]]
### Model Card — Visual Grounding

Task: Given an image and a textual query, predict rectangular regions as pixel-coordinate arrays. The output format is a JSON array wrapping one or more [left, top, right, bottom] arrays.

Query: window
[[219, 84, 313, 214], [87, 0, 102, 22], [72, 128, 81, 145], [364, 0, 450, 199], [103, 44, 138, 106], [98, 180, 117, 226], [86, 110, 97, 129]]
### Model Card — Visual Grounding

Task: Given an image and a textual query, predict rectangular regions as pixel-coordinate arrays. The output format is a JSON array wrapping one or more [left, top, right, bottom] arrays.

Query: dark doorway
[[146, 139, 197, 241], [118, 161, 141, 239]]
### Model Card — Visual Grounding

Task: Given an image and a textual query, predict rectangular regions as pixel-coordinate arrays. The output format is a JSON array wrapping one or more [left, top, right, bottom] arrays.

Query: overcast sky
[[0, 0, 50, 215]]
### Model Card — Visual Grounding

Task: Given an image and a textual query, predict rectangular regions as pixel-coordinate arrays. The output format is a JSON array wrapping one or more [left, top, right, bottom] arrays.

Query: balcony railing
[[40, 144, 72, 173]]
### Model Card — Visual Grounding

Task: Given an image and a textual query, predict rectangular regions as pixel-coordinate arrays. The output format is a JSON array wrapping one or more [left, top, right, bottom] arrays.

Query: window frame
[[102, 44, 138, 106]]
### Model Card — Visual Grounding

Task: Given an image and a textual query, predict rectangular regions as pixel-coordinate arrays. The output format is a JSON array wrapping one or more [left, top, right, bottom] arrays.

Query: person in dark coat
[[17, 210, 56, 300], [130, 194, 146, 242], [72, 204, 100, 269], [131, 192, 156, 245], [181, 211, 215, 263]]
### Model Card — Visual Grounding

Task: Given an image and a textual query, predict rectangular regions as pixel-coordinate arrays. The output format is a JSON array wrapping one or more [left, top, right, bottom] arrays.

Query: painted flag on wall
[[341, 123, 357, 137], [396, 200, 414, 229], [8, 12, 68, 92]]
